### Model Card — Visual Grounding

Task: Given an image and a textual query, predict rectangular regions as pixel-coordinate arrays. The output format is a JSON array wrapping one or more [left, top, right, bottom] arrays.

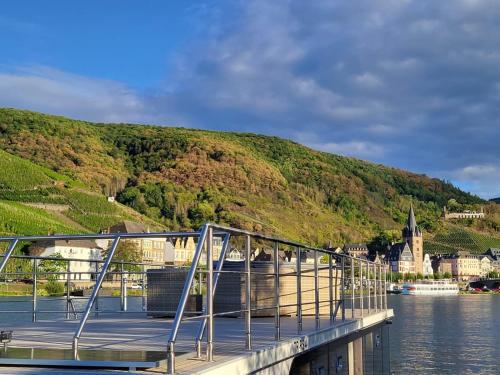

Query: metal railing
[[0, 224, 389, 374]]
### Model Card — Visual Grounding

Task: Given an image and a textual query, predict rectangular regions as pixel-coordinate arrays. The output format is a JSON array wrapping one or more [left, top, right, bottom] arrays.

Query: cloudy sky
[[0, 0, 498, 198]]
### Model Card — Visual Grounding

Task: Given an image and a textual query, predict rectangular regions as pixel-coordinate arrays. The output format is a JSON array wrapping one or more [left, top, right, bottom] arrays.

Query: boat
[[386, 282, 402, 294], [401, 280, 459, 295]]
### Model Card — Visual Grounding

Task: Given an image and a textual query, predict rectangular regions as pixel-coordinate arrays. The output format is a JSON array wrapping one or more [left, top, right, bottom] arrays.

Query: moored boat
[[401, 280, 459, 295]]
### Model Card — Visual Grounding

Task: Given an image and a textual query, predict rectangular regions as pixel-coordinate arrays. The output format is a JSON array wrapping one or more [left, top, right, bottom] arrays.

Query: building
[[107, 221, 169, 265], [422, 253, 433, 277], [402, 204, 423, 274], [342, 243, 369, 258], [443, 207, 485, 220], [387, 242, 415, 274], [480, 255, 492, 276], [29, 239, 102, 280], [440, 251, 485, 281], [483, 248, 500, 271], [436, 256, 453, 275], [170, 235, 223, 265]]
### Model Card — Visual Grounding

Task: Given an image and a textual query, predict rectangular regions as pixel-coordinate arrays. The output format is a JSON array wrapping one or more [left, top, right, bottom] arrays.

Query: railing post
[[359, 258, 363, 318], [167, 226, 209, 374], [73, 236, 121, 359], [314, 250, 320, 329], [120, 261, 127, 311], [66, 261, 71, 319], [273, 242, 280, 341], [296, 247, 302, 333], [142, 264, 146, 312], [379, 264, 383, 310], [341, 256, 345, 321], [94, 261, 99, 318], [384, 265, 388, 310], [245, 235, 252, 350], [375, 263, 378, 311], [195, 234, 231, 357], [350, 257, 355, 319], [367, 261, 371, 315], [206, 227, 214, 362], [333, 256, 339, 322], [328, 253, 334, 324], [32, 258, 37, 322]]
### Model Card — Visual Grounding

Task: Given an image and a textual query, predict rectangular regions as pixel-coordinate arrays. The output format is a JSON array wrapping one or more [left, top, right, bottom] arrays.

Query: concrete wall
[[288, 322, 391, 375]]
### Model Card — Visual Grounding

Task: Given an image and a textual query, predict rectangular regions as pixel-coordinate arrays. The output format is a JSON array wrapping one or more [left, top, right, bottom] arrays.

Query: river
[[388, 294, 500, 374]]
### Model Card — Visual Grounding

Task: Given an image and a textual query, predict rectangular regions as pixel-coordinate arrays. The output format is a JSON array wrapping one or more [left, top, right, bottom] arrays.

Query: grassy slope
[[0, 148, 160, 235], [0, 108, 497, 251]]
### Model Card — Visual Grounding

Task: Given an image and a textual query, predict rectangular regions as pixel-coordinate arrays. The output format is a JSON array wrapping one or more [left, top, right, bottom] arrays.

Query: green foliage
[[0, 201, 77, 235], [425, 225, 500, 254], [367, 230, 400, 254], [0, 108, 495, 249], [44, 280, 64, 295], [487, 270, 499, 279], [104, 241, 142, 271]]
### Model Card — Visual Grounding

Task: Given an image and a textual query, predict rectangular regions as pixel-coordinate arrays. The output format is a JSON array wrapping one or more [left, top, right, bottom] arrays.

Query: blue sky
[[0, 0, 499, 199]]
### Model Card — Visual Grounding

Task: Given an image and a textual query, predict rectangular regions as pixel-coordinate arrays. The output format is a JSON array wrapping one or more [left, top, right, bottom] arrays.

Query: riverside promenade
[[0, 224, 393, 374]]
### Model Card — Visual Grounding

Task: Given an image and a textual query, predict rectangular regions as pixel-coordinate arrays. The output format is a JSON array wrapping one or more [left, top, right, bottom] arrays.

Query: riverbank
[[0, 283, 143, 297]]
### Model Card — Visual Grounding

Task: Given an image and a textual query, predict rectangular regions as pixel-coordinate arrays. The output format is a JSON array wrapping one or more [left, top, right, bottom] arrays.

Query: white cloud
[[0, 66, 157, 124]]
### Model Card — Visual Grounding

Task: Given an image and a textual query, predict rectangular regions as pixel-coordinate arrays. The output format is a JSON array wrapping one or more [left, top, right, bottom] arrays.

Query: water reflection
[[389, 295, 500, 374]]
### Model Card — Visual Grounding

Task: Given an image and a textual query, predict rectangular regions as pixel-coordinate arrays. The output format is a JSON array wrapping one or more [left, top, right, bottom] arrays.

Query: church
[[387, 204, 424, 275]]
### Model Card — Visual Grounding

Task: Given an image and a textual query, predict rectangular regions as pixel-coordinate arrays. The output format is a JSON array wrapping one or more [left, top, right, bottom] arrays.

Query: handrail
[[72, 236, 121, 358], [0, 239, 19, 274], [166, 224, 209, 373], [195, 233, 231, 357], [0, 223, 389, 375]]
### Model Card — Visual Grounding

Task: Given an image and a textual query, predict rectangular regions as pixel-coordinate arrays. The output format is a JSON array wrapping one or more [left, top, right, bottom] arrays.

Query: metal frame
[[0, 223, 389, 374]]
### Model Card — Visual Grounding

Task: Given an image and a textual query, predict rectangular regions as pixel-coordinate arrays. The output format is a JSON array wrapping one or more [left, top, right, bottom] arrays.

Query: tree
[[433, 272, 443, 280], [38, 253, 66, 280], [487, 270, 499, 279], [38, 253, 66, 296], [103, 241, 142, 271], [416, 273, 424, 280], [367, 230, 399, 255], [443, 272, 452, 279]]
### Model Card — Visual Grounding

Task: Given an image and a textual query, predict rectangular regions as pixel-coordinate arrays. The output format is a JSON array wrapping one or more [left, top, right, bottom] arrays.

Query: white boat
[[401, 280, 459, 295]]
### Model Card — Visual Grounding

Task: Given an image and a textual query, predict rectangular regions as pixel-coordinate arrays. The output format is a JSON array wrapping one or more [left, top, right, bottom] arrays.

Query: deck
[[0, 309, 393, 374]]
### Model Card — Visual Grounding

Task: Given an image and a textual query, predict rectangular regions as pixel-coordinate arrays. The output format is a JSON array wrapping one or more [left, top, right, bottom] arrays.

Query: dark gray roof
[[484, 248, 500, 260], [109, 221, 148, 234], [403, 203, 422, 237], [387, 242, 413, 262]]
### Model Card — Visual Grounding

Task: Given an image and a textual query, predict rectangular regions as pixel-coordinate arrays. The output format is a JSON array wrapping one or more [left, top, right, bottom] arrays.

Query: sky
[[0, 0, 498, 199]]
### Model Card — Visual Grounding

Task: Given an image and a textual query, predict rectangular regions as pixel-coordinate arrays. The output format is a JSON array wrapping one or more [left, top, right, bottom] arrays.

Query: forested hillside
[[0, 108, 496, 250]]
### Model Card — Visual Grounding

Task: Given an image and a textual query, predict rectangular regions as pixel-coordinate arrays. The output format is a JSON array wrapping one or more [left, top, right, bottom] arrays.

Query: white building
[[423, 254, 434, 277], [30, 239, 102, 280]]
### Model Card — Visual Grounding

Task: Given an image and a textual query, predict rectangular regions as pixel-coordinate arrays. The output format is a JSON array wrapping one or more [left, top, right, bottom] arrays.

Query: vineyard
[[425, 225, 500, 254], [0, 148, 156, 234], [0, 201, 78, 235]]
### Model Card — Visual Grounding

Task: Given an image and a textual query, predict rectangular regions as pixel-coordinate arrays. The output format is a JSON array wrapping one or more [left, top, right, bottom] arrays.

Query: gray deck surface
[[0, 313, 358, 374]]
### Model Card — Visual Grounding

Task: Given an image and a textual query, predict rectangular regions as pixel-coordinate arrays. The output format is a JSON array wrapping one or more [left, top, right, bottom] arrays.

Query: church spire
[[403, 202, 421, 237]]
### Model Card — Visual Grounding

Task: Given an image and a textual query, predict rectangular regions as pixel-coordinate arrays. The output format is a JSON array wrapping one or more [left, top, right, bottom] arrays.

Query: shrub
[[44, 280, 64, 295]]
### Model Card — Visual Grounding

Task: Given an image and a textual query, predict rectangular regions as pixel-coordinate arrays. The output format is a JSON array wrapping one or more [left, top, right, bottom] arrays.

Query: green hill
[[0, 108, 497, 249], [0, 148, 160, 236]]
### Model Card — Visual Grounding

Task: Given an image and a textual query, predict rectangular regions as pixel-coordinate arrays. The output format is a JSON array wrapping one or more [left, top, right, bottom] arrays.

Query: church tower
[[402, 203, 423, 274]]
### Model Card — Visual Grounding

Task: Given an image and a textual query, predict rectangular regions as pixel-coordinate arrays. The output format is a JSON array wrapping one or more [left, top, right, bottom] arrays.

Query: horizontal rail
[[0, 223, 389, 375]]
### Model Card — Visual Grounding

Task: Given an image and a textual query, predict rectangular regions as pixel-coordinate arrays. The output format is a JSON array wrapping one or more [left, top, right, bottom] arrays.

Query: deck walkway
[[0, 310, 393, 374]]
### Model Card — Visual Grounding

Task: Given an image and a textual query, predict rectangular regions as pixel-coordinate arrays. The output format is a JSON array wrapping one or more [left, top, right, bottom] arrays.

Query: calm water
[[388, 294, 500, 374]]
